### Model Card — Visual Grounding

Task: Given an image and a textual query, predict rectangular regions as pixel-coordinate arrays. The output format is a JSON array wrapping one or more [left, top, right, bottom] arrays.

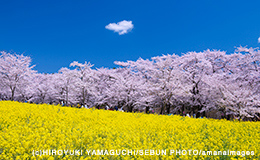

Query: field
[[0, 101, 259, 160]]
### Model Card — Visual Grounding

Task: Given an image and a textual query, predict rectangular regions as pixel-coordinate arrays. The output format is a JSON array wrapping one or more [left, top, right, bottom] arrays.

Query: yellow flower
[[0, 101, 259, 159]]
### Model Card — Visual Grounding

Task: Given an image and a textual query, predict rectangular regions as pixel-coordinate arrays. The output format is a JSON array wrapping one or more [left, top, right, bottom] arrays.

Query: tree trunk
[[166, 104, 170, 114], [128, 105, 134, 112], [11, 88, 15, 101], [82, 87, 85, 105], [66, 88, 69, 106], [160, 103, 166, 115], [145, 106, 149, 113]]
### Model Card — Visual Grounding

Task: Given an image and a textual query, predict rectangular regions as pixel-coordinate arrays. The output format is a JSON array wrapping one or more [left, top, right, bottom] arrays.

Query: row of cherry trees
[[0, 47, 260, 120]]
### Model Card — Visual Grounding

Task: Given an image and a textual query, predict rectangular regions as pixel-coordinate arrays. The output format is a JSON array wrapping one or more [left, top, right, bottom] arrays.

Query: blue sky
[[1, 0, 260, 73]]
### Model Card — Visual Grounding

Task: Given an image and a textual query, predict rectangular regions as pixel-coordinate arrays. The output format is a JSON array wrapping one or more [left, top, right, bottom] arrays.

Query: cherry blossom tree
[[28, 73, 57, 104], [0, 51, 36, 101], [93, 67, 117, 107], [52, 68, 78, 105], [0, 46, 259, 120], [116, 55, 188, 114], [176, 50, 226, 116], [212, 47, 260, 120], [69, 61, 98, 106]]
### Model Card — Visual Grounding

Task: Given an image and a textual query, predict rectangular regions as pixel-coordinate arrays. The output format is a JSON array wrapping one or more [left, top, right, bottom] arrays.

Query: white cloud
[[258, 37, 260, 43], [105, 20, 134, 35]]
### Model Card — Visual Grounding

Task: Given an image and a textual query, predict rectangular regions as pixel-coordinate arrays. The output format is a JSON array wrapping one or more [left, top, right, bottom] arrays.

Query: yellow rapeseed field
[[0, 101, 259, 160]]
